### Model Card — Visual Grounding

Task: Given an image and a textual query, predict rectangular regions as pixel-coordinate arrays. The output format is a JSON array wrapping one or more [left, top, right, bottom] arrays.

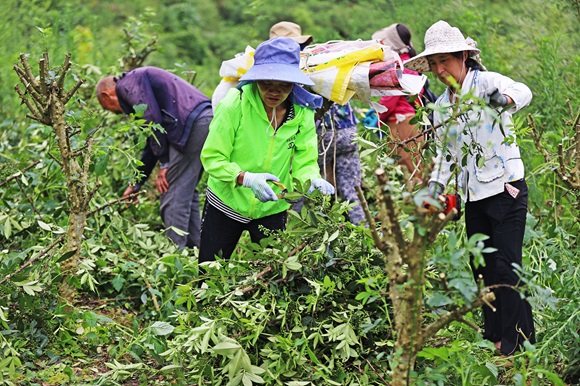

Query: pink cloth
[[378, 53, 421, 124], [369, 61, 400, 90]]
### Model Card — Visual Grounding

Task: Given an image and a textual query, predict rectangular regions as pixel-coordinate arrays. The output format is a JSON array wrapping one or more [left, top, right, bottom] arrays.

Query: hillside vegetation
[[1, 0, 579, 385]]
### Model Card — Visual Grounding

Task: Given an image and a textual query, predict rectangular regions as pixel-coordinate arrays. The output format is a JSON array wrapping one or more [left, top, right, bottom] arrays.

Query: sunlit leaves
[[12, 279, 43, 296], [149, 321, 174, 336]]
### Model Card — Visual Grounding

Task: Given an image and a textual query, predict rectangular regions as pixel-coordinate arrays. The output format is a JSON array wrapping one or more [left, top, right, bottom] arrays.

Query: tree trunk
[[50, 98, 93, 269], [14, 52, 96, 287], [356, 169, 501, 386], [390, 245, 426, 385]]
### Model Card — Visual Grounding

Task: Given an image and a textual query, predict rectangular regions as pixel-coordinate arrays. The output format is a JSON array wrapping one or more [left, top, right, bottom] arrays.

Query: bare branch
[[17, 53, 40, 91], [86, 190, 146, 217], [398, 108, 469, 148], [375, 168, 406, 249], [39, 57, 47, 94], [56, 53, 72, 95], [0, 160, 42, 188], [456, 316, 480, 332], [14, 84, 41, 120], [314, 97, 334, 122], [15, 177, 41, 217], [422, 290, 496, 340], [0, 234, 66, 286], [63, 79, 85, 105], [143, 276, 160, 312], [355, 185, 387, 252], [46, 151, 63, 167], [43, 52, 50, 75], [427, 208, 458, 243]]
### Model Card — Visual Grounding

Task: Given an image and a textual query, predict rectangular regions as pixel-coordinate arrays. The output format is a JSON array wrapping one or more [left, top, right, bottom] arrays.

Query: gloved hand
[[485, 88, 509, 108], [428, 181, 444, 197], [242, 172, 279, 202], [425, 181, 444, 215], [308, 178, 335, 195]]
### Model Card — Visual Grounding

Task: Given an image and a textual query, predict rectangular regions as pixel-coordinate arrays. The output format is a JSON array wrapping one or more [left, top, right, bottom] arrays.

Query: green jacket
[[201, 83, 321, 219]]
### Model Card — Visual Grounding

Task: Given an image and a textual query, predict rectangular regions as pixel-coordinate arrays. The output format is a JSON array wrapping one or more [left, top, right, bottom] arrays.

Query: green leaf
[[213, 341, 241, 356], [132, 104, 148, 117], [426, 292, 453, 307], [327, 230, 339, 242], [360, 148, 377, 158], [159, 364, 182, 372], [13, 279, 43, 296], [284, 191, 303, 201], [242, 376, 252, 386], [56, 249, 77, 263], [283, 256, 302, 271], [149, 321, 174, 336], [3, 218, 12, 238], [533, 369, 566, 386], [94, 154, 109, 176], [468, 233, 489, 244], [112, 275, 125, 292], [418, 346, 450, 361]]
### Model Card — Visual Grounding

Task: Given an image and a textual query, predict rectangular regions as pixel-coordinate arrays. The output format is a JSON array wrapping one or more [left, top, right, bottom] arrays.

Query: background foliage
[[1, 0, 579, 385]]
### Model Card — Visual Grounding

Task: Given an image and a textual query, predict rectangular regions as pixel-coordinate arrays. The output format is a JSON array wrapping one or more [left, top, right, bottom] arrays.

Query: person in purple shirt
[[96, 66, 213, 248]]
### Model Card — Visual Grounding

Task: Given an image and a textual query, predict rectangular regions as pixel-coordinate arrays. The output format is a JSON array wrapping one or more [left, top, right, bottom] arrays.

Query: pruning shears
[[270, 180, 300, 203], [270, 180, 288, 199]]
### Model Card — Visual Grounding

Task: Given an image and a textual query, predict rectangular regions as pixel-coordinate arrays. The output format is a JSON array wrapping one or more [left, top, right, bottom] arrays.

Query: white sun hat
[[403, 20, 480, 73]]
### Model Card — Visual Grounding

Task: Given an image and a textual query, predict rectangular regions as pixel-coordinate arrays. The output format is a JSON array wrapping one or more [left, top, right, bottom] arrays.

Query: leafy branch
[[0, 160, 41, 188], [0, 234, 66, 286], [528, 105, 580, 213]]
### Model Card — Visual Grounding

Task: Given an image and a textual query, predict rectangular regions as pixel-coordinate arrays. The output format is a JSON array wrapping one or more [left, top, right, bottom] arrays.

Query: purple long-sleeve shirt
[[115, 66, 211, 183]]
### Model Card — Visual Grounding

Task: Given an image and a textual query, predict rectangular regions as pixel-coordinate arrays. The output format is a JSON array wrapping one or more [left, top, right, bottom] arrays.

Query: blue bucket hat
[[239, 37, 314, 86]]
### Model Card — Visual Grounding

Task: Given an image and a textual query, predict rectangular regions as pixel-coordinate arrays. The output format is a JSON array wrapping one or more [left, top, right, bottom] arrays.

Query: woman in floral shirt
[[405, 20, 535, 356]]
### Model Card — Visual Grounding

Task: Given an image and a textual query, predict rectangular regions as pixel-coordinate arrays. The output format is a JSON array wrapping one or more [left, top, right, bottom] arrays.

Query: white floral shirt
[[430, 69, 532, 202]]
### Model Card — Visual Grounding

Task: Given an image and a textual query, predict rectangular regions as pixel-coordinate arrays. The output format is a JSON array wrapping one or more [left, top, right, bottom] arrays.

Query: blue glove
[[242, 172, 279, 202], [485, 88, 509, 108], [308, 178, 335, 195]]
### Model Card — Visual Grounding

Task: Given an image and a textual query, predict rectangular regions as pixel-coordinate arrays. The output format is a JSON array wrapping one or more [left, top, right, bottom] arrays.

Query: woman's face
[[427, 52, 466, 87], [257, 81, 294, 109]]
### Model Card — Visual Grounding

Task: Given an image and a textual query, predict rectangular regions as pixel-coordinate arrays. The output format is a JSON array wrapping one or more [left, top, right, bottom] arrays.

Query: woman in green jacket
[[199, 37, 334, 262]]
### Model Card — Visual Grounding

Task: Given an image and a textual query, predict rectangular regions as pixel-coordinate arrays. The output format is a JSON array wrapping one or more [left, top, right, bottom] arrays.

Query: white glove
[[242, 172, 279, 202], [308, 178, 335, 195]]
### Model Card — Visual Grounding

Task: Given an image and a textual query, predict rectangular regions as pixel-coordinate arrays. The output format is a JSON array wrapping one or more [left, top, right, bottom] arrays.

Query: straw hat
[[403, 20, 480, 73], [239, 37, 314, 86], [269, 21, 313, 45]]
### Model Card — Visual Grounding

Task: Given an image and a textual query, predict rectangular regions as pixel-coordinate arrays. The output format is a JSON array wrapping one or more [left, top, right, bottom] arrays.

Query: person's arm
[[289, 107, 322, 185], [122, 142, 158, 201], [202, 91, 281, 202], [484, 72, 532, 113], [200, 90, 245, 186], [117, 74, 169, 164], [136, 141, 158, 187]]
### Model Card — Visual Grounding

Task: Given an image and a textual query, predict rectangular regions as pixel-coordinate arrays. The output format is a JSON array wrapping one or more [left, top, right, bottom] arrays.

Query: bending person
[[96, 67, 212, 248]]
